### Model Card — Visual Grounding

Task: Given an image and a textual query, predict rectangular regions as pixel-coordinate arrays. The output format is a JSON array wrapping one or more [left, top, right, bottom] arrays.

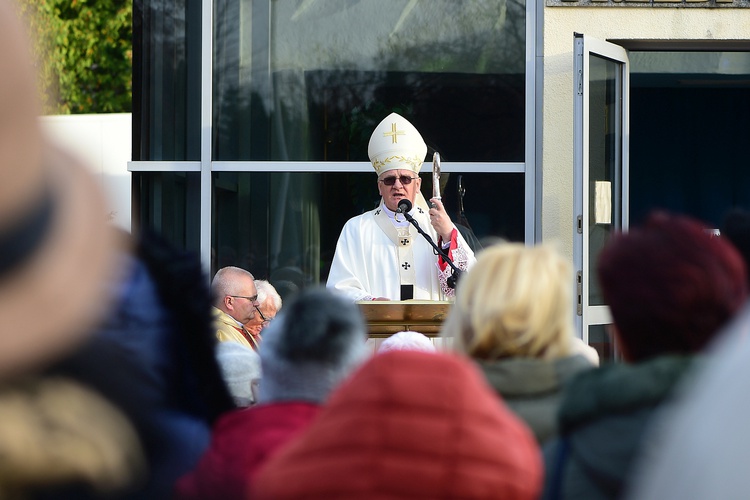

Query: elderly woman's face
[[245, 299, 277, 335]]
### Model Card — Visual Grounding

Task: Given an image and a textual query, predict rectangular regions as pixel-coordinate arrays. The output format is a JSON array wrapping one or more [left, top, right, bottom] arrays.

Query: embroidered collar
[[381, 201, 410, 227]]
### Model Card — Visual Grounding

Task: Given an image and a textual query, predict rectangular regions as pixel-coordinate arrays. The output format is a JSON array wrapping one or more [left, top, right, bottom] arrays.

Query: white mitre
[[367, 112, 427, 176]]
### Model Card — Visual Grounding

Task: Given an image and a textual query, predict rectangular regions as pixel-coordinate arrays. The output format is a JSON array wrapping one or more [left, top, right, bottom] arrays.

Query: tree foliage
[[19, 0, 132, 114]]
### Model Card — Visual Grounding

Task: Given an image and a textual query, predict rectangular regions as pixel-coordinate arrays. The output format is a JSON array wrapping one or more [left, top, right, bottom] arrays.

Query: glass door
[[573, 34, 629, 361]]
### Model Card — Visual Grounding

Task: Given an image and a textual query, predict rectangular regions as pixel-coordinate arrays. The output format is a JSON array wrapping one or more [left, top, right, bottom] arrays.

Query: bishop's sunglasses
[[379, 175, 418, 186]]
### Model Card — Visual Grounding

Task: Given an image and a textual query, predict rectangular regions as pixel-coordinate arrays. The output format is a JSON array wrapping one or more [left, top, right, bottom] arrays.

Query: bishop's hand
[[429, 198, 454, 242]]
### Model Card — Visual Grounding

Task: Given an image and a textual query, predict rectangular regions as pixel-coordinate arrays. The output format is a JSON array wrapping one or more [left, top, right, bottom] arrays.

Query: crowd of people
[[6, 2, 750, 498], [15, 199, 748, 500]]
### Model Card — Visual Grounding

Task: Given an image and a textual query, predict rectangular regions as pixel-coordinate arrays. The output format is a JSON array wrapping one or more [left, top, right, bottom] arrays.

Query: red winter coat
[[251, 351, 543, 499], [173, 402, 319, 499]]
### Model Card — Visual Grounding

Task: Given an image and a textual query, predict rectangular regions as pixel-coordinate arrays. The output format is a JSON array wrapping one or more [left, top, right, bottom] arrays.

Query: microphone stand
[[399, 208, 462, 289]]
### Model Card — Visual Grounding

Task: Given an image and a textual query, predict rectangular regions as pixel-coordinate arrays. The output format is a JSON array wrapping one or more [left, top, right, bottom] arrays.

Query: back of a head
[[215, 341, 262, 407], [378, 330, 436, 354], [598, 211, 747, 362], [444, 243, 574, 360], [251, 350, 542, 499], [0, 1, 42, 213], [0, 0, 121, 378], [258, 287, 367, 403]]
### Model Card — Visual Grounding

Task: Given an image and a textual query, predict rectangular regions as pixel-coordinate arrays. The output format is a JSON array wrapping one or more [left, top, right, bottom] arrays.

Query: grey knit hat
[[258, 287, 368, 403]]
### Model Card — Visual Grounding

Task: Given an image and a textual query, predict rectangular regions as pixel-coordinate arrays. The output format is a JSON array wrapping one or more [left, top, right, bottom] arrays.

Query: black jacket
[[542, 356, 695, 500]]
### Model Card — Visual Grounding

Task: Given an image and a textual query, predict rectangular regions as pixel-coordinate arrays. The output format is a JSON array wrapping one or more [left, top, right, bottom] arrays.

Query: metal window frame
[[573, 33, 630, 341]]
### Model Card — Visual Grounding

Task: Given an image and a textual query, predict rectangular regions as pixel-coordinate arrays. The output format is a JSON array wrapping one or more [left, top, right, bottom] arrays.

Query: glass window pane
[[588, 324, 620, 364], [212, 171, 524, 299], [133, 0, 201, 161], [588, 54, 623, 306], [133, 172, 201, 254], [213, 0, 526, 161], [629, 52, 750, 228]]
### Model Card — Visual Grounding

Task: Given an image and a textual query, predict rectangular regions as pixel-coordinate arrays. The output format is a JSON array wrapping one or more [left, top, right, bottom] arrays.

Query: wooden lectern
[[357, 301, 452, 338]]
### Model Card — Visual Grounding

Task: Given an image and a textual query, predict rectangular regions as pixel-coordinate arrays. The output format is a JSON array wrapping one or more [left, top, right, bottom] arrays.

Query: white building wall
[[39, 113, 132, 232], [542, 9, 750, 258]]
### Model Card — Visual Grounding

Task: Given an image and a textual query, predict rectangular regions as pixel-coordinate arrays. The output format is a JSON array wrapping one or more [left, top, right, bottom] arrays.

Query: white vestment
[[326, 198, 475, 301]]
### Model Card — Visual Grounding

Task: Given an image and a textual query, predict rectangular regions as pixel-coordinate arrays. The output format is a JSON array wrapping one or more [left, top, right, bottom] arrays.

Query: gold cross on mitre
[[383, 122, 405, 144]]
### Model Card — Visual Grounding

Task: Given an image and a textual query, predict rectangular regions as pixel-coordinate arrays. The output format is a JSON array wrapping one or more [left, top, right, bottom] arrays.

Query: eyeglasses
[[230, 294, 258, 303], [379, 175, 418, 186], [254, 305, 273, 325]]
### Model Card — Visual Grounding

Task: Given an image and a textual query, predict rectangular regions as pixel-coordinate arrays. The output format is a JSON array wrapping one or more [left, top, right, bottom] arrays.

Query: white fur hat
[[367, 113, 427, 177], [379, 331, 436, 354], [216, 341, 262, 407]]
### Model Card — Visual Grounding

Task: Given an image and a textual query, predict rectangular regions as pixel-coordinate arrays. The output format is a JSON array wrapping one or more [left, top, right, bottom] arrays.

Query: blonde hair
[[443, 243, 574, 360]]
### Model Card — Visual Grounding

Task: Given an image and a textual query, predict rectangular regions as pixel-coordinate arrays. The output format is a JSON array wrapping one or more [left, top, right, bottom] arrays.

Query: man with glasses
[[244, 279, 281, 340], [327, 113, 475, 301], [211, 266, 262, 350]]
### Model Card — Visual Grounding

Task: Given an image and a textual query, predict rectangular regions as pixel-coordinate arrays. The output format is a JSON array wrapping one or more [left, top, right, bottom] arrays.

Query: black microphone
[[397, 198, 412, 214]]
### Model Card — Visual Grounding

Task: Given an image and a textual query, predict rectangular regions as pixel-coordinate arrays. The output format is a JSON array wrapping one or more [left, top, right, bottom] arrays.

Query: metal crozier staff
[[432, 152, 442, 202]]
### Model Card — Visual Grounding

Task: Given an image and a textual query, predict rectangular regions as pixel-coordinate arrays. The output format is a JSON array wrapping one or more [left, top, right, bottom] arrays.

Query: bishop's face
[[377, 169, 422, 212]]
